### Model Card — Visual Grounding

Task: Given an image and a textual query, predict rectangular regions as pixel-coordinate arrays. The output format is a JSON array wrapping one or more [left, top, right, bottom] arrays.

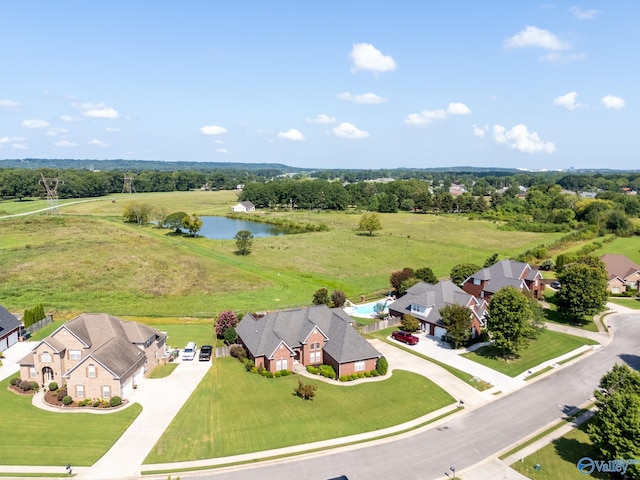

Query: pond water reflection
[[199, 216, 288, 239]]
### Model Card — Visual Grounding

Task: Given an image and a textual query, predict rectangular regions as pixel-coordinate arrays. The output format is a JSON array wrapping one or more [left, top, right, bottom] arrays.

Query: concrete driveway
[[0, 341, 36, 381]]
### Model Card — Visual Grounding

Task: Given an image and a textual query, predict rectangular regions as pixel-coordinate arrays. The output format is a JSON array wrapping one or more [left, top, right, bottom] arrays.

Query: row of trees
[[122, 202, 203, 236]]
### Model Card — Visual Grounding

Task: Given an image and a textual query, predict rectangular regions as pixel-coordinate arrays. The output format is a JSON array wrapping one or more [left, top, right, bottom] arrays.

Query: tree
[[450, 263, 481, 286], [294, 379, 318, 400], [331, 289, 346, 308], [487, 286, 536, 358], [165, 211, 188, 232], [358, 212, 382, 236], [153, 206, 169, 228], [390, 267, 414, 294], [556, 261, 608, 323], [588, 364, 640, 479], [122, 201, 153, 225], [223, 327, 237, 345], [182, 213, 203, 236], [440, 304, 473, 349], [399, 277, 420, 296], [215, 310, 239, 337], [312, 287, 331, 306], [401, 314, 420, 332], [483, 253, 499, 268], [234, 230, 254, 255], [376, 356, 388, 375], [414, 267, 438, 284]]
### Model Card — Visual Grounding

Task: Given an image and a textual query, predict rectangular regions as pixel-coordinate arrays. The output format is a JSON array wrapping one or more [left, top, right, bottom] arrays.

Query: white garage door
[[0, 337, 7, 352], [434, 326, 447, 340], [7, 331, 18, 349]]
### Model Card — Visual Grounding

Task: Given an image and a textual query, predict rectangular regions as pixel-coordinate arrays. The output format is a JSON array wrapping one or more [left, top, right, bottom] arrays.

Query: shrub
[[280, 369, 291, 376], [30, 382, 39, 392], [48, 381, 58, 391], [306, 365, 318, 375], [358, 372, 365, 379], [265, 371, 274, 378], [10, 377, 21, 386], [339, 375, 348, 382], [350, 373, 358, 381], [229, 345, 247, 361], [92, 400, 102, 407], [215, 310, 239, 337], [370, 370, 379, 377], [294, 379, 318, 400], [274, 371, 282, 378], [318, 365, 336, 379], [62, 396, 73, 406], [78, 399, 92, 407], [257, 365, 265, 375], [19, 380, 32, 392], [109, 396, 122, 407], [364, 371, 371, 377], [376, 356, 388, 376], [57, 387, 68, 401], [245, 359, 255, 371]]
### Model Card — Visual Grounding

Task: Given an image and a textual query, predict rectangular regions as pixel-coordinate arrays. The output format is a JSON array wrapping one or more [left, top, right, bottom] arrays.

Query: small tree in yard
[[414, 267, 438, 284], [440, 304, 473, 349], [401, 314, 420, 332], [215, 310, 239, 337], [390, 267, 414, 294], [234, 230, 254, 255], [223, 327, 237, 345], [399, 277, 420, 296], [312, 287, 331, 306], [487, 286, 537, 358], [294, 379, 318, 400], [358, 212, 382, 236], [331, 289, 346, 307], [376, 356, 388, 375], [450, 263, 481, 286], [556, 260, 608, 323]]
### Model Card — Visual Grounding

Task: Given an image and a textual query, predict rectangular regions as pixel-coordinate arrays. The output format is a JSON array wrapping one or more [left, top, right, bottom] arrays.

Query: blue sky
[[0, 1, 637, 170]]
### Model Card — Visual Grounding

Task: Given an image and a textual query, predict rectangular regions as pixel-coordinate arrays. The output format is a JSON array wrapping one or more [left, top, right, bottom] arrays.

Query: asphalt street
[[185, 312, 640, 480]]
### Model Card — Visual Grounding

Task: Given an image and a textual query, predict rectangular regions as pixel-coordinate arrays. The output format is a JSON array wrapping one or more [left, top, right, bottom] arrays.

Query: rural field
[[0, 190, 569, 319]]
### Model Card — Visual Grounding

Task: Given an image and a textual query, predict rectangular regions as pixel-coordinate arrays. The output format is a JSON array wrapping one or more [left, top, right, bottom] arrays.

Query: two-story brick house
[[462, 260, 544, 300]]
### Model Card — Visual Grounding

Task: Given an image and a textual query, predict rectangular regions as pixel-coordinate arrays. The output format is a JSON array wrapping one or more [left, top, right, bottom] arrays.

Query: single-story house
[[462, 259, 544, 300], [236, 305, 381, 377], [0, 305, 21, 353], [231, 201, 256, 213], [388, 280, 488, 339], [19, 313, 167, 400], [601, 254, 640, 293]]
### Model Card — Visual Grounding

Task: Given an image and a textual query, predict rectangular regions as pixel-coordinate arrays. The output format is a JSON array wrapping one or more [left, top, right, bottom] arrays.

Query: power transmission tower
[[122, 175, 136, 194], [40, 173, 63, 213]]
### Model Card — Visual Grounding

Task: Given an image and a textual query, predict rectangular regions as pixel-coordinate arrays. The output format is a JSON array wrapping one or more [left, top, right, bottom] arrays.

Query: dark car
[[391, 330, 419, 345], [550, 281, 561, 289], [199, 345, 213, 361]]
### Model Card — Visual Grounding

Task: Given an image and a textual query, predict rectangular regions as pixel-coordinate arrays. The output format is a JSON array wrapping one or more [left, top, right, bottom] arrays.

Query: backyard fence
[[25, 314, 53, 335], [215, 346, 231, 358], [359, 317, 400, 334]]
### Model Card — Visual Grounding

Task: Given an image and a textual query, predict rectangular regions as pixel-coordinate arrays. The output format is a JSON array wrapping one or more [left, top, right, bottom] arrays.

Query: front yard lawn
[[0, 378, 141, 466], [608, 297, 640, 310], [145, 357, 454, 463], [542, 292, 598, 332], [462, 329, 599, 377]]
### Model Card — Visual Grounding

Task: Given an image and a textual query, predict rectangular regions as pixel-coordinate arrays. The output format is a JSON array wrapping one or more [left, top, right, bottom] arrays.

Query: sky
[[0, 1, 638, 170]]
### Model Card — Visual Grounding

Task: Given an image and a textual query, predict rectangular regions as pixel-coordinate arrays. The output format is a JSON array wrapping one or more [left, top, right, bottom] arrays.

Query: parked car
[[199, 345, 212, 361], [182, 341, 197, 361], [550, 281, 561, 289], [391, 330, 419, 345]]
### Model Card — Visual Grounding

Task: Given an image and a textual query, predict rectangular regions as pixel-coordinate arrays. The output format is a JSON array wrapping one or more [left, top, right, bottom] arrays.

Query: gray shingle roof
[[467, 260, 538, 293], [0, 305, 21, 337]]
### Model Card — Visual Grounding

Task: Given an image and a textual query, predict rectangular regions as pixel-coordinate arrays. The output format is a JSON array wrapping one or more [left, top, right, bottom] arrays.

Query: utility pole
[[40, 173, 63, 213]]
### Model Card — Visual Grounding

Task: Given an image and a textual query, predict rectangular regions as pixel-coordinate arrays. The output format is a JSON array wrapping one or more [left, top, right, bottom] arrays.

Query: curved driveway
[[181, 311, 640, 480]]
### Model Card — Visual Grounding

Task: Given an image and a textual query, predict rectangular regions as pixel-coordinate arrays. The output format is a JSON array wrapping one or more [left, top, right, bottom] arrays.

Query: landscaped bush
[[339, 375, 348, 382], [318, 365, 336, 379], [306, 365, 318, 375], [92, 400, 102, 407], [229, 345, 247, 361], [57, 387, 68, 401], [274, 371, 281, 378], [109, 396, 122, 407], [358, 372, 365, 379], [350, 373, 358, 381], [62, 395, 73, 405], [78, 399, 92, 407], [244, 359, 255, 371], [280, 369, 291, 376], [10, 377, 21, 386], [376, 356, 388, 376], [370, 370, 379, 377], [19, 380, 33, 392], [48, 381, 58, 391], [30, 382, 39, 392], [294, 379, 318, 400]]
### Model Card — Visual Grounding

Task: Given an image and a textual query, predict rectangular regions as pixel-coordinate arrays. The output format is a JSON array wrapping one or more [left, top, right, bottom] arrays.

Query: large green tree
[[440, 304, 473, 349], [414, 267, 438, 284], [556, 257, 608, 323], [450, 263, 481, 286], [358, 212, 382, 236], [588, 364, 640, 480], [234, 230, 254, 255], [182, 213, 203, 236], [487, 286, 536, 358]]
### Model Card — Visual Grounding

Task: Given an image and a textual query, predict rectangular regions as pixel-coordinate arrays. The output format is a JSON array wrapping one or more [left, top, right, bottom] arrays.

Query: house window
[[354, 361, 365, 372], [41, 351, 51, 363], [77, 385, 85, 398], [310, 351, 322, 363], [275, 358, 288, 371], [29, 367, 36, 378], [102, 385, 110, 399], [473, 278, 481, 286], [612, 287, 620, 294], [69, 350, 81, 360], [88, 364, 96, 378]]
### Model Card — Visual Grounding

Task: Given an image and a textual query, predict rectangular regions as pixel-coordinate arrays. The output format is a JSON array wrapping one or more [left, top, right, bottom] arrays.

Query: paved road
[[178, 312, 639, 480]]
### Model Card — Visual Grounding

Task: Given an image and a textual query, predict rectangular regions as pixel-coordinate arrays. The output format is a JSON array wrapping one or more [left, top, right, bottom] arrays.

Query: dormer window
[[69, 350, 81, 361], [41, 351, 51, 363], [473, 278, 481, 286]]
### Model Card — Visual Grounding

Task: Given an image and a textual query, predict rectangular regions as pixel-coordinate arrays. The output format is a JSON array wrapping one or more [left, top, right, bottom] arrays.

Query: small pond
[[199, 216, 288, 240]]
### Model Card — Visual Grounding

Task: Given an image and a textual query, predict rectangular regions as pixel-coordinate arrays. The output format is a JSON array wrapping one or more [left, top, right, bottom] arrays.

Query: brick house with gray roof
[[236, 305, 381, 377], [388, 280, 488, 339], [19, 313, 166, 401], [462, 259, 544, 300], [0, 305, 21, 353], [601, 254, 640, 293]]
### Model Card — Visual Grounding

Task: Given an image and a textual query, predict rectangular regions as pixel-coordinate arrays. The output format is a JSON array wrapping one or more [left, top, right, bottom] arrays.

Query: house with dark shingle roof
[[0, 305, 21, 353], [231, 201, 256, 213], [236, 305, 381, 377], [601, 254, 640, 293], [462, 259, 544, 300], [19, 313, 166, 400], [388, 280, 488, 339]]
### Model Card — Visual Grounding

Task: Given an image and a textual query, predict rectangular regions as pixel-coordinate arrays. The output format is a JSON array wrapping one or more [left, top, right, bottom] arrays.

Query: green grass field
[[462, 329, 599, 377], [144, 357, 454, 463], [608, 297, 640, 310], [0, 378, 142, 466]]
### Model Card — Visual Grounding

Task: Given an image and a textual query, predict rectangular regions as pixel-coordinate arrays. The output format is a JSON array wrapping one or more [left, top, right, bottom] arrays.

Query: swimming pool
[[344, 299, 391, 318]]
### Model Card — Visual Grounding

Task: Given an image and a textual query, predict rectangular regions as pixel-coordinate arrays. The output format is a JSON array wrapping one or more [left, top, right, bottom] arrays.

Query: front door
[[42, 367, 54, 386]]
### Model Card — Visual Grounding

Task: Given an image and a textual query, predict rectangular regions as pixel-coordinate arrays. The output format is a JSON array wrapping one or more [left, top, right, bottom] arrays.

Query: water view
[[198, 216, 288, 240]]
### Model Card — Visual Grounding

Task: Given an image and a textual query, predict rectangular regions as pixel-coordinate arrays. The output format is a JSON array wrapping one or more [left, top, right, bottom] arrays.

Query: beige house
[[231, 201, 255, 213], [601, 254, 640, 293], [19, 313, 166, 401]]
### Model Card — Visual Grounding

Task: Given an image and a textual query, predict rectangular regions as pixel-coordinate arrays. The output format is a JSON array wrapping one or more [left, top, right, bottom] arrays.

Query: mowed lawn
[[144, 357, 454, 463], [608, 297, 640, 310], [462, 330, 599, 377], [0, 378, 142, 466]]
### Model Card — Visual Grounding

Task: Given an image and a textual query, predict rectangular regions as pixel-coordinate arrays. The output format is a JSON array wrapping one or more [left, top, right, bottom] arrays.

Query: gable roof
[[465, 259, 540, 293], [601, 254, 640, 281], [0, 305, 21, 337], [236, 305, 380, 364]]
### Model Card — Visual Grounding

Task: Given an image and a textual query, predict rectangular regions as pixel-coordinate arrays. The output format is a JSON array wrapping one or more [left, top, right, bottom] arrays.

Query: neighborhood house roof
[[236, 305, 380, 364], [601, 254, 640, 281], [0, 305, 21, 337], [466, 259, 539, 294]]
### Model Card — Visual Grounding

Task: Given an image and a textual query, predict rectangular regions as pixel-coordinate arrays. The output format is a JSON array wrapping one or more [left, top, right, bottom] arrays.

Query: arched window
[[41, 351, 51, 363], [87, 364, 96, 378]]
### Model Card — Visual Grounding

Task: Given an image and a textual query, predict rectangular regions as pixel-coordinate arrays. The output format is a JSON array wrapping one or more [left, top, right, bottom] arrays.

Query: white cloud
[[60, 115, 77, 122], [504, 26, 570, 50], [0, 99, 21, 111], [54, 140, 78, 147], [472, 124, 489, 138], [570, 6, 599, 19], [105, 127, 120, 132], [493, 124, 555, 153], [405, 102, 471, 125], [12, 143, 28, 150], [554, 91, 582, 110], [89, 139, 110, 147], [601, 95, 625, 110], [306, 114, 336, 124], [82, 107, 119, 119], [22, 119, 50, 129], [200, 125, 228, 135], [332, 122, 369, 139], [278, 128, 306, 141], [216, 148, 230, 154], [0, 136, 26, 145], [447, 102, 472, 115], [337, 92, 388, 104], [46, 128, 69, 136], [349, 43, 397, 73], [540, 52, 586, 64]]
